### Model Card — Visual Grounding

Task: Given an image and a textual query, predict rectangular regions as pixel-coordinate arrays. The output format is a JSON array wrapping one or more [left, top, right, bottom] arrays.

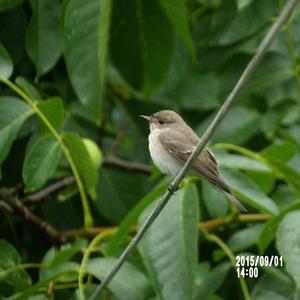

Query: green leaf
[[106, 177, 169, 255], [94, 168, 146, 223], [227, 224, 264, 252], [97, 0, 111, 124], [252, 267, 295, 300], [194, 262, 231, 300], [221, 167, 279, 214], [236, 0, 254, 11], [0, 240, 31, 293], [0, 96, 33, 167], [262, 145, 300, 193], [282, 106, 300, 126], [276, 210, 300, 287], [110, 0, 174, 94], [195, 262, 210, 288], [138, 183, 199, 300], [258, 201, 300, 254], [261, 141, 298, 165], [278, 163, 300, 194], [202, 181, 228, 218], [158, 0, 195, 59], [11, 262, 79, 300], [282, 125, 300, 149], [40, 239, 87, 280], [15, 76, 41, 100], [0, 43, 13, 79], [264, 78, 298, 108], [63, 132, 97, 197], [85, 257, 152, 300], [260, 110, 282, 140], [217, 153, 271, 172], [0, 0, 23, 11], [196, 107, 260, 144], [23, 135, 62, 192], [211, 0, 278, 45], [179, 72, 220, 111], [0, 240, 20, 266], [244, 61, 293, 95], [217, 153, 276, 193], [64, 0, 110, 123], [247, 169, 276, 194], [37, 97, 65, 130], [217, 143, 300, 194], [272, 184, 298, 210], [25, 0, 62, 77]]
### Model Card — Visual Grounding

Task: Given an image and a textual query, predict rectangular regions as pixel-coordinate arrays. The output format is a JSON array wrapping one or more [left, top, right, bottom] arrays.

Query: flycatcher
[[141, 110, 246, 212]]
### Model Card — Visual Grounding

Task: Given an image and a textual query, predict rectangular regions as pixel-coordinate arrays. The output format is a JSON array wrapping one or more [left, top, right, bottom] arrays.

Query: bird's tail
[[224, 191, 247, 212]]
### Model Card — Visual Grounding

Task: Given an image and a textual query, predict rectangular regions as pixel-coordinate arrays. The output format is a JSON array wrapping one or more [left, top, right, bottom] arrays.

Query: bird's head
[[140, 110, 184, 131]]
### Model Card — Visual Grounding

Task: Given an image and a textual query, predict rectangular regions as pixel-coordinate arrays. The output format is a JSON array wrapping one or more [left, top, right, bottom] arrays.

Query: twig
[[203, 231, 251, 300], [78, 229, 116, 300], [61, 214, 270, 239], [198, 213, 271, 231], [1, 189, 271, 244], [104, 156, 151, 174], [6, 197, 67, 243], [89, 1, 300, 298], [108, 128, 125, 155], [27, 156, 150, 204], [62, 226, 120, 240], [28, 177, 75, 203]]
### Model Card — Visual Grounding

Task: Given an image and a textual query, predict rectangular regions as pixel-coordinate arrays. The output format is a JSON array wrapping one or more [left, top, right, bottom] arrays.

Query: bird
[[140, 110, 246, 212]]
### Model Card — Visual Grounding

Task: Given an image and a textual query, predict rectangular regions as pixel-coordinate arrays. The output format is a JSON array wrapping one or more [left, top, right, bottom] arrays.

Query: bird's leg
[[168, 184, 179, 194]]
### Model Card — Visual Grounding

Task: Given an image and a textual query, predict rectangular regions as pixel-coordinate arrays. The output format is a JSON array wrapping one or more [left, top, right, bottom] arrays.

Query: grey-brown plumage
[[141, 110, 246, 212]]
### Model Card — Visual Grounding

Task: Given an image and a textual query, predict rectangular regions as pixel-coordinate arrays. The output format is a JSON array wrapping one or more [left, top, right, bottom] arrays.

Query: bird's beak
[[140, 115, 152, 122]]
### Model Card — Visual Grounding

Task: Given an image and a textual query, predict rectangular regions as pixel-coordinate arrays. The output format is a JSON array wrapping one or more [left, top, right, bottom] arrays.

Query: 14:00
[[236, 267, 259, 278]]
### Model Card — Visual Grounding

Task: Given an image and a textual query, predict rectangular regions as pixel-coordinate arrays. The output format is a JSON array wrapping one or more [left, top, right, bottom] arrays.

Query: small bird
[[140, 110, 246, 212]]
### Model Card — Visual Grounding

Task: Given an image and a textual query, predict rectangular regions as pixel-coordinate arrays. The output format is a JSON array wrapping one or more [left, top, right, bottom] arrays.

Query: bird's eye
[[158, 120, 164, 124]]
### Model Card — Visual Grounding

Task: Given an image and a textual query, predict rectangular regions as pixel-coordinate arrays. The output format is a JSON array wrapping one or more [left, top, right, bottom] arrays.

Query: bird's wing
[[159, 128, 246, 211], [159, 128, 230, 192], [159, 127, 198, 156]]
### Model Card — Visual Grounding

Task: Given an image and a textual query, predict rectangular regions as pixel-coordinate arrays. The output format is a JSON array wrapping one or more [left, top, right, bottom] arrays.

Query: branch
[[203, 231, 251, 300], [198, 213, 271, 231], [5, 197, 67, 243], [61, 213, 270, 239], [89, 1, 300, 298], [28, 156, 151, 204], [61, 226, 121, 240], [28, 177, 75, 203], [104, 156, 151, 174], [1, 190, 271, 243]]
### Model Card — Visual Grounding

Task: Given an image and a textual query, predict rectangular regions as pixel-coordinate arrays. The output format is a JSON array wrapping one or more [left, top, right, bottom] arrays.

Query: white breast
[[148, 129, 182, 176]]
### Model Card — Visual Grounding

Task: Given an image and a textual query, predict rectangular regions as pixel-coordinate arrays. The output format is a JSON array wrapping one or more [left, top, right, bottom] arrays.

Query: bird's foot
[[168, 184, 179, 194]]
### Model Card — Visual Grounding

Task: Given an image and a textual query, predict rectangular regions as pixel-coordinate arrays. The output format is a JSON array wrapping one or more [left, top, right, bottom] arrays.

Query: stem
[[215, 143, 296, 188], [0, 263, 47, 279], [104, 156, 151, 174], [285, 19, 300, 98], [198, 213, 271, 231], [39, 282, 79, 292], [203, 231, 252, 300], [0, 78, 93, 228], [89, 1, 300, 298], [78, 229, 116, 300], [29, 176, 75, 203]]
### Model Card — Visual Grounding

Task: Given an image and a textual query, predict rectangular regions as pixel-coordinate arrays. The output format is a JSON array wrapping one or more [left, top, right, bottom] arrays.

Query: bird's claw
[[168, 185, 179, 194]]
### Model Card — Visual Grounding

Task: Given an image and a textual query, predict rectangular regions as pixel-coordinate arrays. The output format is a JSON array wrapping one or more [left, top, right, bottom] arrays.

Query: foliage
[[0, 0, 300, 299]]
